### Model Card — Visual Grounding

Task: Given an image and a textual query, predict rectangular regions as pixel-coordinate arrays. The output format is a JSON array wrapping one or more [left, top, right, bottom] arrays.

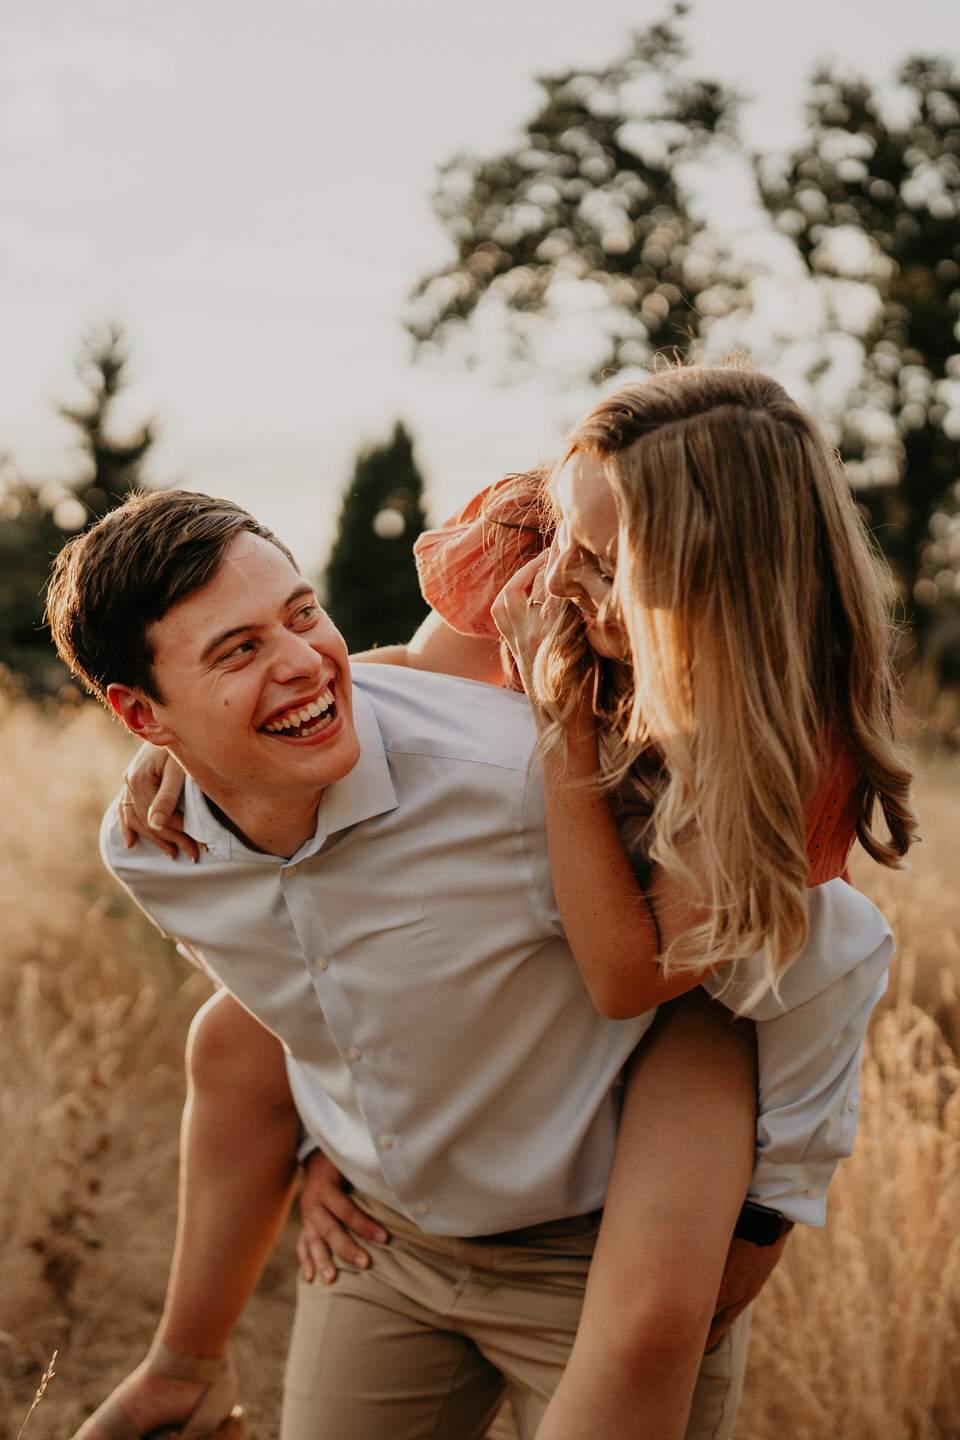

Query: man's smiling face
[[114, 533, 359, 826]]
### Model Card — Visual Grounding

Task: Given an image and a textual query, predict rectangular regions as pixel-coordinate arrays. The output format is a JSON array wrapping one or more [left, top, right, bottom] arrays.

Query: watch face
[[734, 1202, 786, 1246]]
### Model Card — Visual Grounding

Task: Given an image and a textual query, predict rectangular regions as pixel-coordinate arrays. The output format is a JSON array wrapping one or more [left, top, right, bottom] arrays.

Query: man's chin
[[291, 723, 361, 787]]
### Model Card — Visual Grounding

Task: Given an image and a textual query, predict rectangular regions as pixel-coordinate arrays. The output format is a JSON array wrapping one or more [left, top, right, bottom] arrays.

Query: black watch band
[[733, 1200, 793, 1247]]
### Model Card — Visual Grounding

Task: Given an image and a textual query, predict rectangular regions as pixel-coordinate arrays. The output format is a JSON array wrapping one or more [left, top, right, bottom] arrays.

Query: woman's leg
[[534, 993, 758, 1440], [76, 991, 302, 1439]]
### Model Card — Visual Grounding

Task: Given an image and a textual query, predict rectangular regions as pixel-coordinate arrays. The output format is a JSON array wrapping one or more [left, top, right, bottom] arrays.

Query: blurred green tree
[[0, 476, 73, 691], [760, 57, 960, 614], [322, 422, 431, 652], [0, 323, 156, 691], [58, 322, 156, 519], [407, 5, 741, 381]]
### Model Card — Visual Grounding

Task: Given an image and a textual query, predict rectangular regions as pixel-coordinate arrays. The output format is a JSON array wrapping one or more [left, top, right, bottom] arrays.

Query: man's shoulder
[[100, 795, 170, 889], [98, 796, 197, 946], [353, 665, 536, 771], [100, 795, 213, 901]]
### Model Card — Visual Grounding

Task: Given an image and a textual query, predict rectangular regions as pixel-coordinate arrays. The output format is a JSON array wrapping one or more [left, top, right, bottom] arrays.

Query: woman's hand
[[491, 553, 552, 713], [297, 1151, 389, 1284], [120, 743, 198, 862]]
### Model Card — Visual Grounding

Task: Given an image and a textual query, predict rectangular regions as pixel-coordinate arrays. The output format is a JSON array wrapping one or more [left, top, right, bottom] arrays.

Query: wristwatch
[[733, 1200, 794, 1246]]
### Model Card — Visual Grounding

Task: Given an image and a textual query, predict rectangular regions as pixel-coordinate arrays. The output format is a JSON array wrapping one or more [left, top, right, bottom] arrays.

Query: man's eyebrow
[[199, 583, 316, 663]]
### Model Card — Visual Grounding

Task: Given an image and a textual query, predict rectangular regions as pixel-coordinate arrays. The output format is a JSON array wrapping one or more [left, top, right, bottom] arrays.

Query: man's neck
[[176, 760, 323, 859], [202, 796, 318, 858], [218, 795, 322, 857]]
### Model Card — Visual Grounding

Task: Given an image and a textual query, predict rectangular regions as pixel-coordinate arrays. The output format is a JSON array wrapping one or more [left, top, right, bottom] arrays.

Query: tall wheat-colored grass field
[[1, 690, 958, 1439]]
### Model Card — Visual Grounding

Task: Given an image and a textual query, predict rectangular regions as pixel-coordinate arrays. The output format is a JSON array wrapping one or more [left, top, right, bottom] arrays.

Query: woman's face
[[545, 454, 626, 659]]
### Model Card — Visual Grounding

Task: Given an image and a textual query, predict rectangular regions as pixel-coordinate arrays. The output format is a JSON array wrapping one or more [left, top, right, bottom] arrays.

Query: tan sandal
[[84, 1341, 249, 1440]]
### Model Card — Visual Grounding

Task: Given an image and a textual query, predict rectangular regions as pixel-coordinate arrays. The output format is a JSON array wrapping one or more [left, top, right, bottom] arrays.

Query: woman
[[80, 364, 915, 1440], [415, 363, 916, 1435]]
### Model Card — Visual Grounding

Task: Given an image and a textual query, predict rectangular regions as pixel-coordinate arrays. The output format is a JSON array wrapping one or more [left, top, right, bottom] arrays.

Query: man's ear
[[107, 684, 177, 745]]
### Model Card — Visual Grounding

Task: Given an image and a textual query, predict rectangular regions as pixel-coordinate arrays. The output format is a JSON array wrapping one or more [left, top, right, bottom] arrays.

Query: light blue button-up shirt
[[102, 665, 893, 1233]]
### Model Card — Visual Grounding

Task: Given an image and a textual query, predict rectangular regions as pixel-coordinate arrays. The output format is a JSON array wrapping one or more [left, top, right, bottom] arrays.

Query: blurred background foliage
[[322, 421, 431, 652], [0, 324, 155, 694], [409, 6, 960, 692], [1, 6, 958, 717]]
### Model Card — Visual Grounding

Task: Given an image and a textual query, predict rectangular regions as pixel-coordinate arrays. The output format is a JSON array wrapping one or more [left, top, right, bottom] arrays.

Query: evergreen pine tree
[[0, 323, 156, 691], [58, 322, 156, 517], [322, 422, 431, 652]]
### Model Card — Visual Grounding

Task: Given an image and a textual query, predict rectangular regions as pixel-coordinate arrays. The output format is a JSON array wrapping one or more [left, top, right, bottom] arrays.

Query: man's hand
[[120, 743, 198, 861], [706, 1228, 793, 1350], [297, 1151, 390, 1284]]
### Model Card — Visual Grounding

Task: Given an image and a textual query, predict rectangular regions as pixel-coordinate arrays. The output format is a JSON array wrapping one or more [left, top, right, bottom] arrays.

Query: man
[[48, 489, 893, 1440]]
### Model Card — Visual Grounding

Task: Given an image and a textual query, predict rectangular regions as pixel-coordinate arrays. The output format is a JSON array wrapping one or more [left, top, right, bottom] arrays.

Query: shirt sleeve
[[100, 795, 215, 977], [703, 878, 895, 1226]]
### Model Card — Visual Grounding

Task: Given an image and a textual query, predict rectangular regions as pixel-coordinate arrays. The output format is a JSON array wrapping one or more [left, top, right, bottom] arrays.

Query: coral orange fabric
[[414, 475, 862, 886], [414, 474, 544, 643]]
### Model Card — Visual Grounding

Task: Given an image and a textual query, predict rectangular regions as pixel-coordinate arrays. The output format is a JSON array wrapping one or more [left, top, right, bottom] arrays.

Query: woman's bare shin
[[158, 989, 301, 1354], [73, 992, 300, 1439], [535, 994, 757, 1440]]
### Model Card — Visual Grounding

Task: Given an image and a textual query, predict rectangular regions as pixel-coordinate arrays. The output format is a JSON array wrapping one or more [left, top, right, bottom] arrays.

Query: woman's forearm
[[351, 611, 504, 685], [538, 726, 717, 1020]]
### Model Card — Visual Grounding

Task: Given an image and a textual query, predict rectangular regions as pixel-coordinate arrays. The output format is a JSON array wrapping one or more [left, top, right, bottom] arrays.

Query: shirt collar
[[181, 682, 398, 862]]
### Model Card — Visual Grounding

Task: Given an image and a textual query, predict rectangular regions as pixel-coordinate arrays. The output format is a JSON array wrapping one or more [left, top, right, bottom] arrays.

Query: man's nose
[[271, 629, 325, 681]]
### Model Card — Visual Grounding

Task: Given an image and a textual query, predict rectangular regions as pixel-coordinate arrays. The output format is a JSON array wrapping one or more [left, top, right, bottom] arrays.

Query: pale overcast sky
[[0, 0, 955, 571]]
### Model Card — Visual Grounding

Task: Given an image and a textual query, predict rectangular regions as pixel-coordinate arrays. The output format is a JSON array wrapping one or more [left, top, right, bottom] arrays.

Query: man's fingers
[[296, 1229, 336, 1285], [707, 1229, 792, 1351], [300, 1207, 376, 1272], [329, 1195, 389, 1244], [298, 1151, 388, 1279]]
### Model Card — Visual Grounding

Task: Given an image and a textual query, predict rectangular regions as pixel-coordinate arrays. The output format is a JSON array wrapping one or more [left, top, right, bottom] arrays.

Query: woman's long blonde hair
[[532, 364, 917, 987]]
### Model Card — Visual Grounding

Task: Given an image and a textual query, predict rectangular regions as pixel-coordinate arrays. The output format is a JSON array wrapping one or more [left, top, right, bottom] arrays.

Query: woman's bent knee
[[186, 992, 293, 1114]]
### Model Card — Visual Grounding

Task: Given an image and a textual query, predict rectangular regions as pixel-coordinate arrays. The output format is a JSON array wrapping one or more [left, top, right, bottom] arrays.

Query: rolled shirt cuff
[[747, 1160, 838, 1227]]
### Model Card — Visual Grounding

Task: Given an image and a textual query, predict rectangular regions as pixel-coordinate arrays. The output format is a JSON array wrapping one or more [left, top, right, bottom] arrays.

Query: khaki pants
[[282, 1194, 750, 1440]]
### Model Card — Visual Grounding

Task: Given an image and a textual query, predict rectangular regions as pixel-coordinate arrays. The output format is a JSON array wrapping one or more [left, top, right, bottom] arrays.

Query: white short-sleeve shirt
[[102, 665, 893, 1232]]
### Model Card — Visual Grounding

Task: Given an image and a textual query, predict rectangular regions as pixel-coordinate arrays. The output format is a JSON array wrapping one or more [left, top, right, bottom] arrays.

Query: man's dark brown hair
[[47, 489, 297, 703]]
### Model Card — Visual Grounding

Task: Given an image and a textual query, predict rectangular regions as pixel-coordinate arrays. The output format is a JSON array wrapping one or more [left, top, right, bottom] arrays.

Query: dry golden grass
[[1, 692, 957, 1438], [0, 693, 298, 1439], [734, 754, 960, 1439]]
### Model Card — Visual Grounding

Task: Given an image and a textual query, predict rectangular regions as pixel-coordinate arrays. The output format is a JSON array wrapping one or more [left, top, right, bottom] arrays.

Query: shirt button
[[378, 1135, 393, 1149], [847, 1097, 859, 1111], [347, 1047, 361, 1061], [313, 957, 328, 972], [415, 1202, 429, 1216], [284, 864, 298, 877], [806, 1187, 821, 1200]]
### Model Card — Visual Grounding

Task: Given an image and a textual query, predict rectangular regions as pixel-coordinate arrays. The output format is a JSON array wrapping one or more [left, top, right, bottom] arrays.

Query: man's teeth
[[263, 687, 333, 733]]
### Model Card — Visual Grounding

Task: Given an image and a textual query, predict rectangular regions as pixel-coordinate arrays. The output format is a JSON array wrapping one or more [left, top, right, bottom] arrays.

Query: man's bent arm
[[705, 880, 894, 1226]]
